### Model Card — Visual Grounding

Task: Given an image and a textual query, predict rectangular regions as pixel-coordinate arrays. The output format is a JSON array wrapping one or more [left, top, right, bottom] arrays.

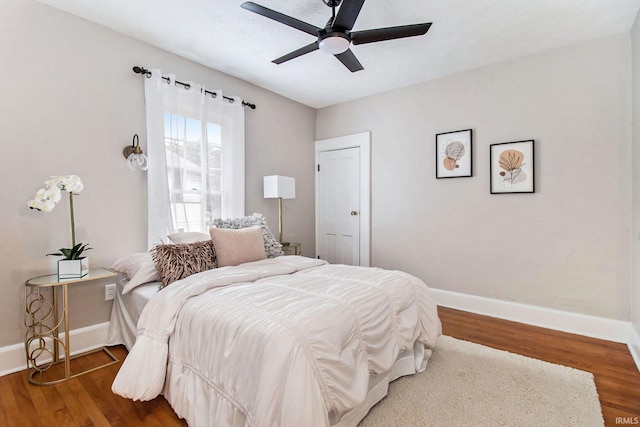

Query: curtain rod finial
[[132, 66, 152, 78]]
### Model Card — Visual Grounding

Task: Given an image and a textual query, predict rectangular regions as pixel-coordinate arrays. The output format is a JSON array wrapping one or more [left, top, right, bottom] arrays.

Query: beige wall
[[0, 0, 316, 347], [317, 35, 633, 320], [632, 11, 640, 335]]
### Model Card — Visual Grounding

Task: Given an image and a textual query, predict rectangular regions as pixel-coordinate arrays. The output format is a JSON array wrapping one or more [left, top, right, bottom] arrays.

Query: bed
[[108, 251, 441, 426]]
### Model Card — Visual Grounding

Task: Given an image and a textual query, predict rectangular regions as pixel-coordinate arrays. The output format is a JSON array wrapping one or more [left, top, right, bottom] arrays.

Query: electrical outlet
[[105, 283, 116, 301]]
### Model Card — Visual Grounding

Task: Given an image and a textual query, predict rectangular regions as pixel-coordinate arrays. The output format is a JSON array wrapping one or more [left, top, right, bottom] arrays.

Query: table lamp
[[263, 175, 295, 244]]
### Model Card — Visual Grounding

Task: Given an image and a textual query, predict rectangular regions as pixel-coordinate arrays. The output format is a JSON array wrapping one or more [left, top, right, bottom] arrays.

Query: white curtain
[[144, 69, 245, 248]]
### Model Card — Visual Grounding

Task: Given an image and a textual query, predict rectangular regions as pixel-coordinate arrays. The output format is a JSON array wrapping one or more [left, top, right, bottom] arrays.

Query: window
[[164, 114, 222, 232], [144, 70, 245, 247]]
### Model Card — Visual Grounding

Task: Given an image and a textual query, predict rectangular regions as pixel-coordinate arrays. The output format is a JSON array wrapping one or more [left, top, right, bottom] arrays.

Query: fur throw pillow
[[151, 240, 217, 289]]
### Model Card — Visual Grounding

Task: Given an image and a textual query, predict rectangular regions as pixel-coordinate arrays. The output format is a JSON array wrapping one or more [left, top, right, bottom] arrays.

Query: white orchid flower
[[43, 185, 62, 202], [67, 181, 84, 193], [29, 175, 88, 260], [29, 198, 55, 212], [39, 200, 56, 212], [29, 175, 83, 213], [44, 177, 61, 187], [35, 188, 47, 200], [42, 175, 84, 193], [60, 175, 84, 193]]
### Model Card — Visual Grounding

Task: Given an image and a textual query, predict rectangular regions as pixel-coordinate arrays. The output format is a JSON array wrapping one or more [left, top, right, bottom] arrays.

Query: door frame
[[315, 132, 371, 267]]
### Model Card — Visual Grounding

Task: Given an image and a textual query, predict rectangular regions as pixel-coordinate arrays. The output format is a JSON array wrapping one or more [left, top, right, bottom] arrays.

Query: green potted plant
[[28, 175, 92, 279]]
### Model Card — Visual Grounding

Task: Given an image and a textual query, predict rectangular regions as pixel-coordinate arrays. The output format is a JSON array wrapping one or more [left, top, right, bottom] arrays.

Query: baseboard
[[432, 288, 631, 343], [630, 325, 640, 373], [0, 322, 110, 377]]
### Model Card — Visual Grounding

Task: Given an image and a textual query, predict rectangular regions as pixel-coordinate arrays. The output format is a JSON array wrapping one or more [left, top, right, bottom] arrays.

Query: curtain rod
[[132, 66, 256, 110]]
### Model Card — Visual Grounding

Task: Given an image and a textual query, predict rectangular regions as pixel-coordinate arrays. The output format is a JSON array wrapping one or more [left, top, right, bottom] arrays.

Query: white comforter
[[112, 256, 440, 426]]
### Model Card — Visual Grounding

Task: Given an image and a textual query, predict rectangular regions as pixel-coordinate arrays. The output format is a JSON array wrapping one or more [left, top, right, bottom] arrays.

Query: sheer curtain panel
[[144, 69, 245, 248]]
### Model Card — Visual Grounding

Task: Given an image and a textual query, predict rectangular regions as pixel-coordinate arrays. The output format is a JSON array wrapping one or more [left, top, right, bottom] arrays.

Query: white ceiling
[[39, 0, 640, 109]]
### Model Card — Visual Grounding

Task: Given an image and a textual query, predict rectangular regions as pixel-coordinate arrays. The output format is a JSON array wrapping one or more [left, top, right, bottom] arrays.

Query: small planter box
[[57, 258, 89, 280]]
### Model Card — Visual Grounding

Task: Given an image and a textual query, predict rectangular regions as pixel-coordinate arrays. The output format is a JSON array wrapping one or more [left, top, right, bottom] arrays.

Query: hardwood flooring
[[439, 306, 640, 426], [0, 306, 638, 426]]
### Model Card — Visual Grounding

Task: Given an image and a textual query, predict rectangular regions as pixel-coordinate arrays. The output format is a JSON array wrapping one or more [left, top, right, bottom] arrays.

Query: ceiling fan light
[[319, 34, 350, 55]]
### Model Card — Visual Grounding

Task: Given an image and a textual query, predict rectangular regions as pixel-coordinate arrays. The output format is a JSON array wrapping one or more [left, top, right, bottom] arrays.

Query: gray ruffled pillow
[[212, 213, 284, 258]]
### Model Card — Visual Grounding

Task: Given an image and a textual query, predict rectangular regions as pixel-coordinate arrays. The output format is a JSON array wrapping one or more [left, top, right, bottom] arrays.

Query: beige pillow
[[209, 226, 267, 267], [213, 213, 283, 258], [151, 240, 217, 289]]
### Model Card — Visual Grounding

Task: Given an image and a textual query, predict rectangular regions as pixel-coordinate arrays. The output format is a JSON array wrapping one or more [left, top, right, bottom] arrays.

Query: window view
[[164, 113, 222, 233]]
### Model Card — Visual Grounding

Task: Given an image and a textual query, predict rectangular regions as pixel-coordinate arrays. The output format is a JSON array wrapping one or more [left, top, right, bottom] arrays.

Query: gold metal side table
[[282, 242, 301, 256], [24, 267, 119, 385]]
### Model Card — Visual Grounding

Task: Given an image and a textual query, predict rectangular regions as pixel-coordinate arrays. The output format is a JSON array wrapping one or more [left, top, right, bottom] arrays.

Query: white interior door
[[317, 147, 360, 265], [315, 132, 371, 266]]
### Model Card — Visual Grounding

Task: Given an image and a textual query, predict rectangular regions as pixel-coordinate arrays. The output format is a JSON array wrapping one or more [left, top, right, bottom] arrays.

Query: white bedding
[[111, 256, 441, 426], [106, 279, 159, 350]]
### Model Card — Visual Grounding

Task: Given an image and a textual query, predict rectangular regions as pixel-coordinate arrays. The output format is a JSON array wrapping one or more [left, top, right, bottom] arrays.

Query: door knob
[[350, 210, 359, 216]]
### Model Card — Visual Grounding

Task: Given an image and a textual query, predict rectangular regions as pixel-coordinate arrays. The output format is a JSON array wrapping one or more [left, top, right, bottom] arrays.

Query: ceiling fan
[[241, 0, 432, 72]]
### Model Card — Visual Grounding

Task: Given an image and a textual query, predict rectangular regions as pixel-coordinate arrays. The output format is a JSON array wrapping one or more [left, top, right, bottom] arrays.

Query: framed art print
[[490, 140, 535, 194], [435, 129, 472, 178]]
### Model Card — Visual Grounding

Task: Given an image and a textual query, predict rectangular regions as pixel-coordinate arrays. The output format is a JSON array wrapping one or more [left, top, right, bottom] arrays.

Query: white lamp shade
[[264, 175, 295, 199]]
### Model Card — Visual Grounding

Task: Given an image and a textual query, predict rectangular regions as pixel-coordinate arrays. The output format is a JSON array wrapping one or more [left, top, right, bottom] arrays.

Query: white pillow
[[111, 252, 160, 294], [167, 231, 211, 244], [209, 226, 267, 267]]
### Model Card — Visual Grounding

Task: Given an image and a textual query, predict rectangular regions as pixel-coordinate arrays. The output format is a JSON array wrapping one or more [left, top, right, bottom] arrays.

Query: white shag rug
[[359, 336, 604, 427]]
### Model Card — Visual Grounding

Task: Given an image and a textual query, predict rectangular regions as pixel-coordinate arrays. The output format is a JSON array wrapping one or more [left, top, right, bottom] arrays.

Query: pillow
[[213, 213, 283, 258], [151, 240, 217, 289], [111, 252, 160, 294], [167, 231, 211, 244], [209, 226, 267, 267]]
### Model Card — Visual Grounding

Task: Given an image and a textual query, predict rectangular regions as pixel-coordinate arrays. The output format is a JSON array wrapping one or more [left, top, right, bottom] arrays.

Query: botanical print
[[443, 140, 465, 171], [436, 129, 472, 178], [490, 140, 534, 194], [498, 149, 526, 187]]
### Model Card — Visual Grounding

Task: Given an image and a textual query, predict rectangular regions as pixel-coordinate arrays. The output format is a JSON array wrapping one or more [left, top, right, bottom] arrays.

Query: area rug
[[359, 336, 604, 426]]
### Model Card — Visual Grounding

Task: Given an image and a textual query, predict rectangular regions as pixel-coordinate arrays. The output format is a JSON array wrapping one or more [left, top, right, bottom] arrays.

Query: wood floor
[[439, 306, 640, 426], [1, 306, 638, 426]]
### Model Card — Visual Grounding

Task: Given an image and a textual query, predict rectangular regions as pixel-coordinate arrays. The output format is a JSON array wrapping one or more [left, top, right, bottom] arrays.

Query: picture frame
[[490, 140, 535, 194], [435, 129, 472, 178]]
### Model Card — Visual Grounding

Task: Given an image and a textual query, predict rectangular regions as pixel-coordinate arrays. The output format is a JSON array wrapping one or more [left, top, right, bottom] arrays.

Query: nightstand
[[24, 267, 119, 385], [282, 242, 301, 256]]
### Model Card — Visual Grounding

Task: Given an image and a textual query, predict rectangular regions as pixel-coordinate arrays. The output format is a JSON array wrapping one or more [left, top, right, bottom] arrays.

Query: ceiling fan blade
[[351, 22, 432, 45], [272, 42, 319, 64], [332, 0, 366, 31], [335, 49, 364, 72], [241, 2, 321, 37]]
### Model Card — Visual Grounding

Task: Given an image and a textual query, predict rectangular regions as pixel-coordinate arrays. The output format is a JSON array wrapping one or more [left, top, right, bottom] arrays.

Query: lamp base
[[280, 241, 290, 246]]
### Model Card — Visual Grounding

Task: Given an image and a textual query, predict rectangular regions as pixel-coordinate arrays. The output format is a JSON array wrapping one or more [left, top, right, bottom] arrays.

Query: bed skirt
[[164, 340, 432, 427]]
